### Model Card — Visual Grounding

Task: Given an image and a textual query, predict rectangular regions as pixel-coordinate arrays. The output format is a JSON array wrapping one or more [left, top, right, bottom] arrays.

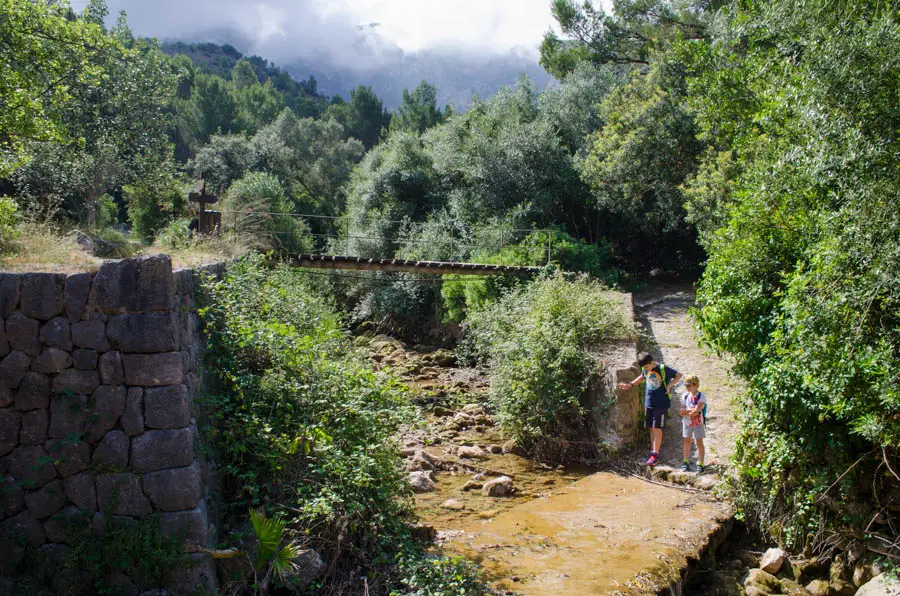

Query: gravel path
[[631, 283, 743, 476]]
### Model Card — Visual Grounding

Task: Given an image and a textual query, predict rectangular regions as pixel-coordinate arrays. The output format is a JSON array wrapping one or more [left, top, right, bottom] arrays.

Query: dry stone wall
[[0, 255, 217, 592]]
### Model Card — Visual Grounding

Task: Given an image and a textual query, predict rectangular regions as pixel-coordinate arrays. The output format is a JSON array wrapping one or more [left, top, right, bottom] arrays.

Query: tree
[[539, 0, 710, 79], [0, 0, 109, 175], [389, 81, 444, 135], [176, 73, 238, 152], [326, 85, 390, 150]]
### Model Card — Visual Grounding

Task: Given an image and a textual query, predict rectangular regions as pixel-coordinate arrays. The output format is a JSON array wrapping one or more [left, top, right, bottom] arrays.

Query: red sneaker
[[646, 453, 659, 467]]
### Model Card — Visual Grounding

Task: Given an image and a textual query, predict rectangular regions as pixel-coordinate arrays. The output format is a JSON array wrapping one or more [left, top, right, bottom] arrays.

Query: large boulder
[[407, 471, 436, 493], [855, 574, 900, 596]]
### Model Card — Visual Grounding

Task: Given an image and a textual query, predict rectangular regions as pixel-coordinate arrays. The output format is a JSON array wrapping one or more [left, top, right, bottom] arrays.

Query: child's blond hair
[[684, 374, 700, 388]]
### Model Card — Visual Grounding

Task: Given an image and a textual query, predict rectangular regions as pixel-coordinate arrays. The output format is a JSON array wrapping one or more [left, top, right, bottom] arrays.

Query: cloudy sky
[[70, 0, 558, 64]]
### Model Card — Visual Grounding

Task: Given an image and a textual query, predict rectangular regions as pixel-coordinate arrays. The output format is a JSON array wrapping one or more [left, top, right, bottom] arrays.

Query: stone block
[[98, 351, 124, 384], [31, 348, 72, 374], [65, 273, 92, 322], [0, 322, 8, 357], [174, 269, 194, 296], [0, 408, 20, 456], [164, 552, 217, 595], [0, 350, 31, 389], [1, 474, 26, 518], [1, 509, 46, 546], [0, 384, 10, 408], [48, 394, 88, 439], [107, 313, 178, 353], [158, 498, 207, 546], [20, 273, 66, 321], [91, 255, 174, 314], [123, 353, 184, 387], [47, 439, 90, 478], [15, 371, 50, 410], [24, 479, 65, 519], [72, 349, 98, 371], [70, 320, 109, 351], [19, 409, 48, 445], [121, 387, 144, 436], [85, 385, 126, 443], [44, 506, 89, 544], [131, 428, 193, 473], [5, 445, 57, 488], [6, 312, 40, 356], [64, 472, 96, 512], [142, 462, 201, 512], [0, 273, 21, 317], [92, 430, 129, 468], [96, 473, 152, 517], [144, 385, 190, 430], [52, 369, 100, 396], [39, 317, 72, 350]]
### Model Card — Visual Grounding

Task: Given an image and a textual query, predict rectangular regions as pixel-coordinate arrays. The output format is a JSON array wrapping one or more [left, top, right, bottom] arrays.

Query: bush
[[462, 272, 635, 460], [200, 254, 414, 565], [222, 171, 311, 253], [123, 169, 188, 242], [0, 196, 19, 249]]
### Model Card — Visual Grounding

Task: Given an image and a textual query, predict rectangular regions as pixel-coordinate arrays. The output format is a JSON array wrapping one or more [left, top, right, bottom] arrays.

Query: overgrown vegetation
[[200, 255, 486, 593], [462, 272, 635, 460]]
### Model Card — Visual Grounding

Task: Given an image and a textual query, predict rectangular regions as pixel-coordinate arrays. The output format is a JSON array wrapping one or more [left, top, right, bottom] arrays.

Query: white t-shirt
[[681, 391, 706, 426]]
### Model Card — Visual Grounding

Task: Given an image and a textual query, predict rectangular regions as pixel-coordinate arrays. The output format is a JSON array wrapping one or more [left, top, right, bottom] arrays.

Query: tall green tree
[[389, 81, 444, 135], [326, 85, 390, 150]]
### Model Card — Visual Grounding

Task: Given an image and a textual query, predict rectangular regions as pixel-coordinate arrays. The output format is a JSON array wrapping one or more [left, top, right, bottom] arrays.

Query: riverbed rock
[[408, 471, 435, 493], [441, 499, 465, 510], [407, 450, 436, 471], [502, 439, 527, 457], [761, 547, 788, 574], [855, 573, 900, 596], [457, 445, 487, 459], [482, 476, 515, 497], [805, 579, 829, 596], [744, 569, 783, 595], [461, 480, 483, 492]]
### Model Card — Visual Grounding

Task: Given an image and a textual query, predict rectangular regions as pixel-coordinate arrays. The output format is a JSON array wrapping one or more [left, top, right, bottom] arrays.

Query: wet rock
[[805, 580, 829, 595], [461, 481, 483, 492], [482, 476, 515, 497], [855, 574, 900, 596], [457, 445, 487, 460], [744, 569, 782, 595], [761, 547, 788, 575], [441, 499, 465, 510], [502, 439, 527, 457], [408, 471, 436, 493]]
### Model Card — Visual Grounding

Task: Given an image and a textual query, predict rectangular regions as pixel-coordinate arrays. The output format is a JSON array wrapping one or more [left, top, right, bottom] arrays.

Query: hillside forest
[[2, 0, 899, 593]]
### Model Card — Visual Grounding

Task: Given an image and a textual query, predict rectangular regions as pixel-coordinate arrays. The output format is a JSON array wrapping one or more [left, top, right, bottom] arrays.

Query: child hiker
[[679, 374, 706, 473], [618, 352, 681, 467]]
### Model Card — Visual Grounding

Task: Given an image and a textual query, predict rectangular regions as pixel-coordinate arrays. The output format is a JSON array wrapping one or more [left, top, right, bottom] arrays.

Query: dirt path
[[631, 283, 742, 475]]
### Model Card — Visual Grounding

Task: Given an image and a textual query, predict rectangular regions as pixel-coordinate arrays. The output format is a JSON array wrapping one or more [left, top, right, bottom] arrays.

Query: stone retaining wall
[[0, 255, 217, 593], [588, 292, 642, 453]]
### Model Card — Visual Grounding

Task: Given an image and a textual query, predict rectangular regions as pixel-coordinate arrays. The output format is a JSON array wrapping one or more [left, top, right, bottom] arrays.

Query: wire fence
[[216, 210, 560, 267]]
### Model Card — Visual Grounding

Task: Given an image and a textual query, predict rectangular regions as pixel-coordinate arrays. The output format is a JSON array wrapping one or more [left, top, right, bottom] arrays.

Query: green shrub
[[390, 553, 486, 596], [222, 171, 311, 253], [200, 254, 414, 564], [462, 272, 635, 460], [123, 169, 188, 242], [0, 196, 19, 249]]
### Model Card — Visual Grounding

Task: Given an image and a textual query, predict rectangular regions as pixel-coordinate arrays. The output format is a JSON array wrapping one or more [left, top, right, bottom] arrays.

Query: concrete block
[[20, 273, 65, 320]]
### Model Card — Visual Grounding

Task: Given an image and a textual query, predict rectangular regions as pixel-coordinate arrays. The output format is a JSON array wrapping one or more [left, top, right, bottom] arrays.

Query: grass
[[0, 222, 247, 273]]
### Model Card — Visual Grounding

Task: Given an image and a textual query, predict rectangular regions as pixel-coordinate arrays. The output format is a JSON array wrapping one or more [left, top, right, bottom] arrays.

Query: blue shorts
[[645, 407, 668, 429]]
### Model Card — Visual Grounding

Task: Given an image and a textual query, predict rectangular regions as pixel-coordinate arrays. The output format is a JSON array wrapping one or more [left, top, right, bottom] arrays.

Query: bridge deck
[[284, 254, 542, 276]]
